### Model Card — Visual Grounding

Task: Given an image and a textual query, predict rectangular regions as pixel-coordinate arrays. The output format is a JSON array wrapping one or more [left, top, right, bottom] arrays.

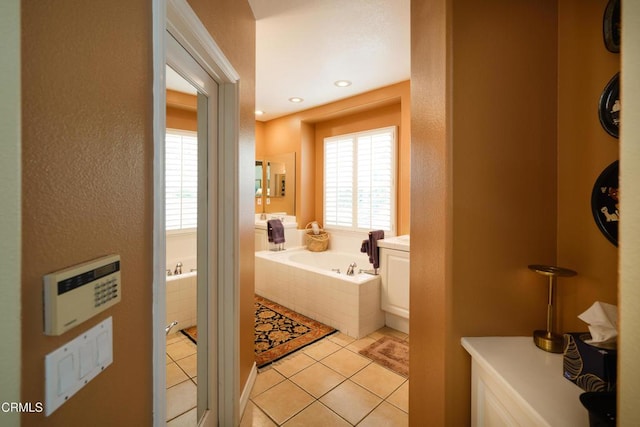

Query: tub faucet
[[346, 262, 357, 276], [165, 321, 178, 335], [174, 262, 183, 275]]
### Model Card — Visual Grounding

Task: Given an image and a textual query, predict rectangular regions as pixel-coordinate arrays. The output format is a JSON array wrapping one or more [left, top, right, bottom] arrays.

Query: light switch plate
[[44, 317, 113, 416]]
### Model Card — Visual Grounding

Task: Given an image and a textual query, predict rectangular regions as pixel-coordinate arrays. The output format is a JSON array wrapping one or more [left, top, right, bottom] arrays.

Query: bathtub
[[255, 248, 385, 338], [166, 261, 197, 332]]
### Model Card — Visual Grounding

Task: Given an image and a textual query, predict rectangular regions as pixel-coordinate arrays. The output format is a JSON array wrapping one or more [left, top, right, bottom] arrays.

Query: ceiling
[[166, 0, 410, 122]]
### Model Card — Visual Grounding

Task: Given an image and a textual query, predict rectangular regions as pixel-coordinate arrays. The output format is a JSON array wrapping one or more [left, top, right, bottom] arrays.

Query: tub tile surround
[[166, 271, 197, 332], [255, 229, 412, 339], [255, 249, 385, 338]]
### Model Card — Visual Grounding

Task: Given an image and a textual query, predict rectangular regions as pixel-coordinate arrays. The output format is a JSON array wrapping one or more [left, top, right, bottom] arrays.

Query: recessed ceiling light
[[334, 80, 352, 87], [255, 110, 265, 116], [288, 97, 304, 103]]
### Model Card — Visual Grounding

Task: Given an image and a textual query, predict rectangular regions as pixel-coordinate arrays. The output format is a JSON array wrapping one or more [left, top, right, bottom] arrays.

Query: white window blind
[[324, 126, 396, 233], [165, 130, 198, 231]]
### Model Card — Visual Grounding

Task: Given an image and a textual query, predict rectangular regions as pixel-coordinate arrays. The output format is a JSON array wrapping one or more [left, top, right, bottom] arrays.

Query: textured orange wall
[[557, 0, 618, 332], [166, 89, 197, 131], [21, 0, 255, 424], [258, 81, 410, 231], [411, 0, 558, 425], [409, 0, 450, 424], [186, 0, 256, 392], [21, 1, 154, 424]]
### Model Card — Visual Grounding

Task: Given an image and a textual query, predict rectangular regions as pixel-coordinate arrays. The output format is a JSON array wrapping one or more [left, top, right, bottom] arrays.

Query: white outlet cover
[[44, 317, 113, 416]]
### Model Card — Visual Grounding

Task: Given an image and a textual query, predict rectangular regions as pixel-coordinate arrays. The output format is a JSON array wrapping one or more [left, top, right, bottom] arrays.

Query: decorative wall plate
[[591, 160, 619, 247], [598, 73, 620, 139], [603, 0, 621, 53]]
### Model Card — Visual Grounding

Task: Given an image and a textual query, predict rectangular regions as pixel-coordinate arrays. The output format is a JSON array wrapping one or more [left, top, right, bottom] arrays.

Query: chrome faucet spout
[[174, 262, 183, 275], [165, 321, 178, 335], [346, 262, 357, 276]]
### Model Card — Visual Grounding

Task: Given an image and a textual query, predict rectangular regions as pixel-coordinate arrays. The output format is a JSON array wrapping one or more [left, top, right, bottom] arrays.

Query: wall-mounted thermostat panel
[[43, 254, 121, 336]]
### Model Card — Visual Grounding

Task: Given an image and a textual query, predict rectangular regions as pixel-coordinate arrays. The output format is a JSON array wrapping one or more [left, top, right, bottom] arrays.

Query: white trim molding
[[153, 0, 241, 426]]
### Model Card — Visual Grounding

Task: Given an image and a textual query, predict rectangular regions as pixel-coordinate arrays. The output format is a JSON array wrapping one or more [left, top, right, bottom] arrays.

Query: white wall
[[619, 3, 640, 424], [0, 0, 21, 424], [166, 231, 197, 272]]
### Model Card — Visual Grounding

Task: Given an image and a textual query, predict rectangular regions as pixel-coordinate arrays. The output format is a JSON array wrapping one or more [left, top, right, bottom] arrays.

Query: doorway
[[153, 0, 241, 425], [165, 30, 217, 424]]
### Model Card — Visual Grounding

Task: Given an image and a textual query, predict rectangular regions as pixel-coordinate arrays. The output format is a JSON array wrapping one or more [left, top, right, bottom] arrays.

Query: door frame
[[152, 0, 241, 425]]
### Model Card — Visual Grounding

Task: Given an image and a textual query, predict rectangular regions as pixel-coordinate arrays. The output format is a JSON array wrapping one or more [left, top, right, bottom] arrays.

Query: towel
[[361, 230, 384, 268], [267, 219, 285, 244]]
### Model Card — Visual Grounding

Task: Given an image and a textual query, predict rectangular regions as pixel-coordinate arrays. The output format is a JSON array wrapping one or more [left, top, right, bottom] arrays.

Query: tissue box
[[563, 332, 616, 392]]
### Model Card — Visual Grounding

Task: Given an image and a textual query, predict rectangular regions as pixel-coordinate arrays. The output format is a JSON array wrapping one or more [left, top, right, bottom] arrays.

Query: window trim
[[323, 125, 397, 235]]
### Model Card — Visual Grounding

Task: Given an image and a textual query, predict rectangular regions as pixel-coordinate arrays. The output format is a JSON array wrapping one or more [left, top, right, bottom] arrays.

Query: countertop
[[461, 336, 589, 426], [254, 220, 298, 230], [376, 234, 410, 251]]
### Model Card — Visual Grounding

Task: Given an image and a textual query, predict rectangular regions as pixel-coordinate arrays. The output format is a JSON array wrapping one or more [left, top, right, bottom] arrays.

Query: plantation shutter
[[324, 127, 396, 232], [165, 131, 198, 230]]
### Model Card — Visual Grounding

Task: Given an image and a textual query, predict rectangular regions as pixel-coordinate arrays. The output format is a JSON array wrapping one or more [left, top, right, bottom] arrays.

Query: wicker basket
[[305, 222, 330, 252]]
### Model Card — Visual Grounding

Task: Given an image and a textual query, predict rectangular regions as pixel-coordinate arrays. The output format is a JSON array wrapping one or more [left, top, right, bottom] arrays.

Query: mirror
[[255, 152, 295, 215], [255, 161, 263, 198]]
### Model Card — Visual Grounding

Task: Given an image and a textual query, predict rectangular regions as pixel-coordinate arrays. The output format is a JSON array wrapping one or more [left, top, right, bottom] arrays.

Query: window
[[165, 130, 197, 231], [324, 126, 396, 233]]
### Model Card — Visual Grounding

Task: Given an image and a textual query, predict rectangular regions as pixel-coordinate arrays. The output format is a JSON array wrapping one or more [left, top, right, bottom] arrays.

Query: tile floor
[[166, 326, 409, 426], [166, 333, 198, 425]]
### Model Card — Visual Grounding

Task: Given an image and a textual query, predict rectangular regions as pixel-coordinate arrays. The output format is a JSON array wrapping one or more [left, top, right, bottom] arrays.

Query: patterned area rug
[[179, 295, 337, 368], [255, 295, 336, 368], [359, 336, 409, 377]]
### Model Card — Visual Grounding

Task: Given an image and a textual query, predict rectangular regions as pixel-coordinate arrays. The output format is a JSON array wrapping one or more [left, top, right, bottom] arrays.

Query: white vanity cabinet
[[461, 337, 588, 426], [378, 235, 410, 333], [255, 228, 268, 251], [254, 218, 299, 251]]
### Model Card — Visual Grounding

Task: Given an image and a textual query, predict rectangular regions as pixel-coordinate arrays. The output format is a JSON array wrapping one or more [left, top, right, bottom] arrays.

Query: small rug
[[178, 296, 337, 368], [255, 295, 336, 368], [359, 336, 409, 377]]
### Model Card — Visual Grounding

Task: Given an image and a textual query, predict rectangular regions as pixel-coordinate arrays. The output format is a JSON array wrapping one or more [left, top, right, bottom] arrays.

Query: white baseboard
[[239, 362, 257, 418], [385, 312, 409, 334]]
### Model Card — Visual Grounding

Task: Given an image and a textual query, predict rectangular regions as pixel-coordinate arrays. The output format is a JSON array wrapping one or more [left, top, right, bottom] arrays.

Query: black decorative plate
[[598, 73, 620, 139], [591, 160, 619, 247], [603, 0, 621, 53]]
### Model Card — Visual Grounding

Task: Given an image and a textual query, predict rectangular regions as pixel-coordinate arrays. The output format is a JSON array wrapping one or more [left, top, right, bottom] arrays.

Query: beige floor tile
[[252, 380, 315, 425], [240, 401, 277, 427], [319, 380, 381, 425], [351, 363, 406, 398], [166, 332, 186, 345], [166, 362, 189, 388], [273, 352, 316, 378], [289, 362, 345, 398], [368, 326, 408, 341], [167, 407, 197, 427], [386, 380, 409, 413], [320, 348, 370, 378], [167, 339, 197, 361], [327, 332, 356, 347], [166, 380, 197, 421], [358, 401, 408, 427], [282, 401, 350, 427], [251, 368, 286, 398], [345, 336, 377, 353], [177, 353, 197, 378], [303, 338, 342, 360]]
